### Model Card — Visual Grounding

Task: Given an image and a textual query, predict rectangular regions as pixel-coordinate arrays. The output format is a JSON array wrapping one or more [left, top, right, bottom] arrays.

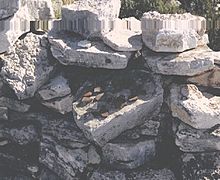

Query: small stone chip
[[129, 96, 138, 102], [101, 112, 109, 118], [94, 87, 102, 93], [81, 97, 93, 104], [95, 93, 104, 101], [83, 91, 93, 97]]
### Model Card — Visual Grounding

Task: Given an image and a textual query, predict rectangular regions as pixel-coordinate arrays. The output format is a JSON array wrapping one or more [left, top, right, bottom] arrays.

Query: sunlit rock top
[[141, 11, 208, 52]]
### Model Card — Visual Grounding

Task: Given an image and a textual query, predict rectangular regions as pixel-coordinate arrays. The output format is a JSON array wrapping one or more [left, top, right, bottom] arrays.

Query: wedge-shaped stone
[[102, 30, 142, 52], [169, 84, 220, 129], [1, 33, 54, 100], [73, 70, 163, 146], [143, 46, 215, 76], [37, 75, 71, 101], [173, 120, 220, 152], [41, 94, 74, 114], [187, 65, 220, 88], [141, 11, 207, 52], [49, 32, 132, 69], [0, 97, 30, 112]]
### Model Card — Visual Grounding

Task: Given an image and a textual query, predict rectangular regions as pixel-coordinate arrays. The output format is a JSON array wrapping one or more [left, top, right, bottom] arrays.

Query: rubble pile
[[0, 0, 220, 179]]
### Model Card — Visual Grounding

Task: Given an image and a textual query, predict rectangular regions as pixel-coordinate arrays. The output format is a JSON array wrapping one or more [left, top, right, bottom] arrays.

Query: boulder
[[102, 30, 142, 51], [173, 120, 220, 152], [49, 32, 133, 69], [169, 84, 220, 129], [141, 11, 207, 52], [73, 70, 163, 146], [1, 33, 55, 100], [0, 107, 8, 120], [187, 65, 220, 88], [143, 46, 215, 76]]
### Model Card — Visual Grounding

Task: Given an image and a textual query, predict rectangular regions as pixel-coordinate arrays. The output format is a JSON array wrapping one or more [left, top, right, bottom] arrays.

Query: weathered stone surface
[[37, 75, 71, 101], [169, 84, 220, 129], [90, 169, 126, 180], [49, 32, 133, 69], [102, 140, 156, 169], [73, 70, 163, 146], [181, 152, 220, 180], [60, 0, 121, 37], [88, 145, 101, 165], [89, 168, 176, 180], [0, 124, 39, 146], [127, 169, 176, 180], [143, 46, 215, 76], [187, 65, 220, 88], [1, 33, 54, 100], [39, 167, 61, 180], [102, 30, 142, 51], [141, 11, 207, 52], [0, 107, 8, 120], [173, 120, 220, 152], [0, 0, 54, 20], [0, 97, 30, 112], [41, 94, 73, 114], [40, 135, 88, 180]]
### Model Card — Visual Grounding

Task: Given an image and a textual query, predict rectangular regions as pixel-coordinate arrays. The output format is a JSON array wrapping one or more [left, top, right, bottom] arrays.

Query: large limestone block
[[60, 0, 121, 37], [143, 46, 215, 76], [169, 84, 220, 129], [49, 32, 132, 69], [102, 30, 142, 52], [1, 33, 54, 100], [173, 120, 220, 152], [73, 70, 163, 146], [187, 65, 220, 88], [141, 11, 207, 52]]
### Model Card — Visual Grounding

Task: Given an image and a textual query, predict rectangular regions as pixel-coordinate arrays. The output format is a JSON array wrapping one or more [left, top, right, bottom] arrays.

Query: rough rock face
[[49, 32, 133, 69], [169, 84, 220, 129], [73, 70, 163, 146], [89, 168, 176, 180], [173, 120, 220, 152], [181, 152, 220, 180], [187, 65, 220, 88], [102, 30, 142, 52], [143, 46, 216, 76], [1, 33, 54, 100], [141, 11, 207, 52], [37, 75, 73, 114], [60, 0, 121, 37], [0, 0, 19, 19]]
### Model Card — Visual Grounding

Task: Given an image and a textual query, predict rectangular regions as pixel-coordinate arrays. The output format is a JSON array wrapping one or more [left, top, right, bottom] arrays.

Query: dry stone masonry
[[0, 0, 220, 179]]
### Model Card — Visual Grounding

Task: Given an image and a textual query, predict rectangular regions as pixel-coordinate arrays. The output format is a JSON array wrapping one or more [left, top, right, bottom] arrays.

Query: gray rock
[[139, 120, 160, 136], [174, 121, 220, 152], [89, 169, 126, 180], [1, 33, 55, 100], [143, 46, 215, 76], [49, 32, 133, 69], [169, 84, 220, 129], [73, 70, 163, 146], [0, 124, 39, 146], [187, 65, 220, 89], [41, 94, 73, 114], [88, 145, 101, 165], [181, 152, 220, 180], [127, 169, 176, 180], [102, 140, 156, 169], [37, 75, 71, 101], [0, 0, 19, 19], [0, 97, 30, 112], [40, 135, 88, 180], [102, 30, 142, 51], [0, 107, 8, 120]]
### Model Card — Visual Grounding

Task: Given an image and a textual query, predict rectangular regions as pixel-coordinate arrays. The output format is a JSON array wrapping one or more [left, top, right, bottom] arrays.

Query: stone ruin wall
[[0, 0, 220, 180]]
